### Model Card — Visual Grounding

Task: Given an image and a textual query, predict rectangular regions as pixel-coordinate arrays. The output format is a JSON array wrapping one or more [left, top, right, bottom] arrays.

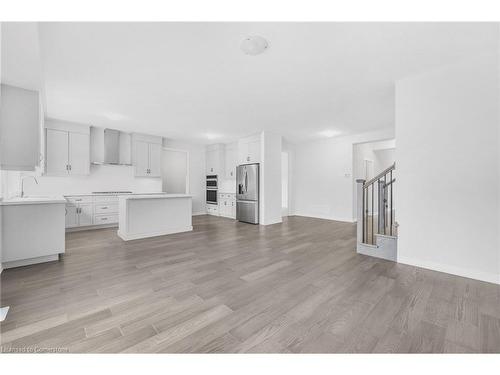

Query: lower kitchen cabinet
[[65, 205, 78, 227], [219, 193, 236, 219], [65, 194, 120, 229], [65, 202, 93, 228]]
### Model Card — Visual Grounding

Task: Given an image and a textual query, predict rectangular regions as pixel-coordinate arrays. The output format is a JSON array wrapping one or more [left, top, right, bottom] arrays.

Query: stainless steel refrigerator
[[236, 163, 259, 224]]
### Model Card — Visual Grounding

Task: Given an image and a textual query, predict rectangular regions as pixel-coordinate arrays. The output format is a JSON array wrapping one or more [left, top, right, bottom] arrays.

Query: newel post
[[356, 179, 365, 245]]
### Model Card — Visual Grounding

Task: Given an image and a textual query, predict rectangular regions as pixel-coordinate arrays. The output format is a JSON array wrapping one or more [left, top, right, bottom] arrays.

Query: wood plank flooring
[[1, 215, 499, 353]]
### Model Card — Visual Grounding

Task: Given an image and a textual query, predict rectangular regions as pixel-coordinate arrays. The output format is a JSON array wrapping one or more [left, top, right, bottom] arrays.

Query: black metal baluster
[[371, 183, 374, 244], [390, 170, 393, 236], [362, 185, 365, 243], [384, 174, 387, 235]]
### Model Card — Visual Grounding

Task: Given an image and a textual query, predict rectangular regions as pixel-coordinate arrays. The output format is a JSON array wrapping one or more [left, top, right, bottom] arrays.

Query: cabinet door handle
[[101, 206, 108, 209], [101, 217, 107, 220]]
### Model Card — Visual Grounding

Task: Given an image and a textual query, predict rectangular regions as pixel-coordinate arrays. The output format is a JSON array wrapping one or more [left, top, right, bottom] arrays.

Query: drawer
[[94, 214, 118, 225], [207, 205, 219, 215], [93, 195, 119, 203], [66, 196, 93, 204], [94, 203, 118, 214]]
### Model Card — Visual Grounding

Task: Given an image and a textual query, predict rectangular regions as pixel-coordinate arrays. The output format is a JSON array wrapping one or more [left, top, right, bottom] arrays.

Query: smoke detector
[[241, 36, 269, 55]]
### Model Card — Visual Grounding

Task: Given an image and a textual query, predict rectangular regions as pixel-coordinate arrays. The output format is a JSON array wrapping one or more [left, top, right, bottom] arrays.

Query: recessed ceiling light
[[241, 36, 269, 56], [319, 130, 341, 138]]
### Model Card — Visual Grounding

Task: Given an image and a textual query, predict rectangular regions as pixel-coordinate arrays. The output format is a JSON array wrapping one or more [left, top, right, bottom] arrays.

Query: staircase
[[356, 163, 397, 261]]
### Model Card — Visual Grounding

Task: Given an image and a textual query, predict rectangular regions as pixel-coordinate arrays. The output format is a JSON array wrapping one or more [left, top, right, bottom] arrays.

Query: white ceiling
[[2, 22, 498, 144]]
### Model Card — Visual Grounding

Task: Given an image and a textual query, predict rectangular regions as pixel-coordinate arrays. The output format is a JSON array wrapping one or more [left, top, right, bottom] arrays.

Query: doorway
[[162, 148, 189, 194]]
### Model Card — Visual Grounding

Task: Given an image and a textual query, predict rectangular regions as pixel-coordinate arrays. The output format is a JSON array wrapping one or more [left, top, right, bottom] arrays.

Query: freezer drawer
[[236, 200, 259, 224]]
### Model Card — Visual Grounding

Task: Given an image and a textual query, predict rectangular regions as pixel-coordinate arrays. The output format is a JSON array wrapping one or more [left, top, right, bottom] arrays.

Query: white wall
[[292, 128, 394, 222], [396, 53, 500, 284], [260, 131, 282, 225], [162, 138, 206, 215]]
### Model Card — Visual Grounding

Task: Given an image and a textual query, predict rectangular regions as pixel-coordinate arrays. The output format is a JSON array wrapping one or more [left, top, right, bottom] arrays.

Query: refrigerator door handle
[[244, 171, 248, 193]]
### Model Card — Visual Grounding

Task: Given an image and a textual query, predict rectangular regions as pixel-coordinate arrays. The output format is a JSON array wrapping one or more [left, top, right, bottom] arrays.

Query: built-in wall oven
[[206, 175, 218, 205]]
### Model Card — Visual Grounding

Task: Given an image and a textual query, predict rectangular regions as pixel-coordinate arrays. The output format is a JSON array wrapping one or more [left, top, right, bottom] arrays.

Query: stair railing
[[356, 163, 396, 245]]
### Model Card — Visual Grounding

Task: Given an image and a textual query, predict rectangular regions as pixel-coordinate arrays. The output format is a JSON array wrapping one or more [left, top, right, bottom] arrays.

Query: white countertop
[[0, 195, 66, 206], [64, 192, 163, 197], [121, 194, 192, 200]]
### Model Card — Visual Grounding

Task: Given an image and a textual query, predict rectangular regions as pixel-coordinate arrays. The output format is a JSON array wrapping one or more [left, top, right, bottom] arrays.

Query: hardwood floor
[[1, 215, 499, 353]]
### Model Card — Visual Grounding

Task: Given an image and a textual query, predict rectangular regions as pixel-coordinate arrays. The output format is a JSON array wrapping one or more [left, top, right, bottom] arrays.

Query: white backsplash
[[2, 164, 162, 198], [219, 178, 236, 193]]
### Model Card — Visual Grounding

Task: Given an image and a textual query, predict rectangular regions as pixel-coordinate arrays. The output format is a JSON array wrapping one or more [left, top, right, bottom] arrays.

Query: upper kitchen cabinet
[[224, 142, 238, 179], [45, 119, 90, 176], [206, 143, 225, 176], [238, 134, 261, 164], [132, 133, 162, 177], [0, 84, 41, 171]]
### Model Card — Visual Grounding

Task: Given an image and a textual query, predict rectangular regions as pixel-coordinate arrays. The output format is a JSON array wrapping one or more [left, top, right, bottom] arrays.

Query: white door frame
[[162, 147, 189, 194]]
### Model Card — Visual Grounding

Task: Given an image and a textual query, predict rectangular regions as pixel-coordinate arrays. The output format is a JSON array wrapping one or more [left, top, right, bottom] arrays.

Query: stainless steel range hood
[[90, 127, 132, 165], [103, 128, 119, 164]]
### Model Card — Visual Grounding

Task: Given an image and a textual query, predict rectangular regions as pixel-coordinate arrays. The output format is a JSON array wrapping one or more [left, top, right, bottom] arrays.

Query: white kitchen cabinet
[[238, 134, 261, 164], [65, 202, 93, 228], [132, 134, 162, 177], [218, 193, 236, 219], [46, 129, 69, 175], [65, 195, 120, 229], [134, 141, 150, 176], [0, 84, 40, 171], [207, 204, 219, 216], [206, 144, 225, 176], [45, 120, 90, 176], [148, 143, 162, 177], [65, 205, 78, 228], [224, 142, 238, 179], [69, 132, 90, 175], [78, 204, 94, 226]]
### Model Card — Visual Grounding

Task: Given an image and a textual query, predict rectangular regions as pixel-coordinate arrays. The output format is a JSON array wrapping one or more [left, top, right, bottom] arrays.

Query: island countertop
[[119, 194, 192, 200]]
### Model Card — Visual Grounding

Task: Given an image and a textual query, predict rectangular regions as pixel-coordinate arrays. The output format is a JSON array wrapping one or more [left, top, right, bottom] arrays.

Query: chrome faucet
[[21, 176, 38, 197]]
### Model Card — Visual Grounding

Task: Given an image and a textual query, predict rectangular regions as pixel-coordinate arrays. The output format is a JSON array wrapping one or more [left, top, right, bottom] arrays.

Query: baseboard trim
[[3, 254, 60, 270], [66, 223, 117, 232], [117, 226, 193, 241], [398, 256, 500, 285], [192, 212, 207, 216], [291, 213, 355, 223]]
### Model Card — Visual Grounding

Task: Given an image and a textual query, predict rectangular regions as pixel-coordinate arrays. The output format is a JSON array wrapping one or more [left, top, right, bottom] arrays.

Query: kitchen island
[[117, 194, 193, 241]]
